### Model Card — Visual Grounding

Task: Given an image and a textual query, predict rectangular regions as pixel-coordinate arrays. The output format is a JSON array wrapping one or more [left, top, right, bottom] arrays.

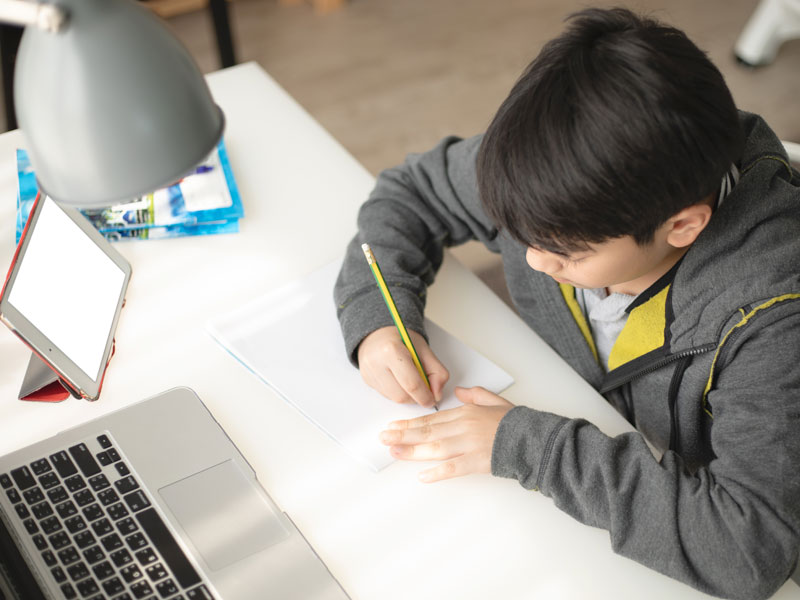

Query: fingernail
[[379, 431, 397, 444]]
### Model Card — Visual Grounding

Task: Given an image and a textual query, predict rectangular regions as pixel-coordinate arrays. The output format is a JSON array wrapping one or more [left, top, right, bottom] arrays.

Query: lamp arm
[[0, 0, 66, 32]]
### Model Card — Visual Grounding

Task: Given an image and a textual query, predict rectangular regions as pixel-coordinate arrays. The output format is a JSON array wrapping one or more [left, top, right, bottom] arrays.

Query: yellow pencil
[[362, 243, 438, 411]]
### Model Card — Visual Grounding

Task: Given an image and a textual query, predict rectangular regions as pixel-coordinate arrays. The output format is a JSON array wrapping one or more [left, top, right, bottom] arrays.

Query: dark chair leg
[[0, 24, 23, 131], [208, 0, 236, 68]]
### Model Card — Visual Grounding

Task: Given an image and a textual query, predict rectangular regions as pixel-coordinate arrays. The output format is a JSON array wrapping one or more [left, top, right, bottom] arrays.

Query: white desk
[[0, 63, 796, 600]]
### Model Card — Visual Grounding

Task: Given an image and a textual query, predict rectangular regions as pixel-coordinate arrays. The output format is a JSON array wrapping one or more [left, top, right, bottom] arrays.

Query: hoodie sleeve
[[334, 135, 499, 364], [492, 310, 800, 600]]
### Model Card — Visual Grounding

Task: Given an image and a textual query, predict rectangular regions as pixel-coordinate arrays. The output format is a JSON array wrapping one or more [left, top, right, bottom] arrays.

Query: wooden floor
[[155, 1, 800, 299]]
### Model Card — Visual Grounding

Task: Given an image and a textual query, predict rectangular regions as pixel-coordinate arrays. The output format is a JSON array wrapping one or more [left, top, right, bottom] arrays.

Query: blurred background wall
[[155, 0, 800, 299]]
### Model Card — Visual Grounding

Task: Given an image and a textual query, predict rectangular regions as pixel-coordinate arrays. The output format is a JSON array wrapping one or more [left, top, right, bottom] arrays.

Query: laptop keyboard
[[1, 433, 213, 600]]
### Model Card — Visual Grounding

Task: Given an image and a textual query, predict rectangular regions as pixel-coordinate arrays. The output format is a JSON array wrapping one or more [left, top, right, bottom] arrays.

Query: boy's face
[[525, 233, 682, 293]]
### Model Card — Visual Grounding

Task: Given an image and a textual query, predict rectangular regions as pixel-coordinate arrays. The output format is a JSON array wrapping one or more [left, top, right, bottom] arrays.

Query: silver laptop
[[0, 386, 349, 600]]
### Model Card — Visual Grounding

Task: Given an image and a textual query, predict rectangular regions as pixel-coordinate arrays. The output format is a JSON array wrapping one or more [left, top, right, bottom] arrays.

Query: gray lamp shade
[[14, 0, 225, 207]]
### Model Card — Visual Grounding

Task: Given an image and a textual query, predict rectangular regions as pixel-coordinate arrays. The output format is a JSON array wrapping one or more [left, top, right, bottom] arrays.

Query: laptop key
[[49, 531, 71, 550], [14, 503, 29, 519], [74, 489, 94, 507], [123, 490, 151, 512], [117, 517, 138, 535], [98, 488, 120, 506], [83, 503, 104, 522], [102, 576, 125, 596], [96, 451, 113, 467], [68, 444, 102, 477], [0, 473, 12, 488], [30, 458, 52, 475], [135, 508, 201, 588], [76, 577, 99, 597], [50, 451, 78, 478], [60, 582, 77, 599], [31, 501, 53, 520], [47, 485, 69, 504], [91, 560, 115, 581], [110, 548, 133, 567], [40, 516, 60, 534], [57, 546, 80, 565], [156, 579, 179, 598], [121, 564, 143, 583], [131, 580, 153, 599], [107, 448, 121, 462], [66, 561, 90, 581], [75, 531, 96, 549], [41, 549, 57, 566], [56, 499, 78, 519], [65, 515, 87, 534], [10, 465, 36, 490], [23, 518, 39, 535], [116, 462, 131, 477], [101, 533, 123, 551], [115, 476, 140, 495], [33, 534, 47, 550], [23, 486, 44, 505], [82, 545, 105, 564], [65, 474, 87, 493], [97, 434, 112, 449], [135, 548, 157, 565], [51, 565, 67, 583], [39, 472, 59, 489], [109, 502, 130, 520], [91, 518, 113, 537], [146, 562, 168, 581], [126, 532, 147, 550], [5, 488, 21, 504], [89, 474, 110, 491], [186, 585, 213, 600]]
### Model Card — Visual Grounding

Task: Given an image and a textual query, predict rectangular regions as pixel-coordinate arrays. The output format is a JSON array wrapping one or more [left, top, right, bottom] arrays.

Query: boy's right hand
[[357, 326, 449, 408]]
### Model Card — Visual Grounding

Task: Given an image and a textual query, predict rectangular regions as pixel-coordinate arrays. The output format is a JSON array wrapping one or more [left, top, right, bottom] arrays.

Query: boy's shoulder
[[668, 112, 800, 348]]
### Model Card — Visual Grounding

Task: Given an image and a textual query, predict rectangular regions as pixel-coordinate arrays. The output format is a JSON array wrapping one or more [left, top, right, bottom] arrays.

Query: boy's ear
[[665, 201, 713, 248]]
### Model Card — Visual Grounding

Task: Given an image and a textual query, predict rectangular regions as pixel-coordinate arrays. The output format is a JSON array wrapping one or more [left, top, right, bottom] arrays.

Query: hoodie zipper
[[599, 344, 716, 395]]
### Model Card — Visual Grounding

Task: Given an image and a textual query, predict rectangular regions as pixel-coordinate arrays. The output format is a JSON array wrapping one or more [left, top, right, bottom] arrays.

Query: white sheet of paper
[[207, 260, 514, 471]]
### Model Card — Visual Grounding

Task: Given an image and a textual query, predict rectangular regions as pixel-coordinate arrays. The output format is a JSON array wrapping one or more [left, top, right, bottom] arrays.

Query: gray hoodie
[[334, 112, 800, 599]]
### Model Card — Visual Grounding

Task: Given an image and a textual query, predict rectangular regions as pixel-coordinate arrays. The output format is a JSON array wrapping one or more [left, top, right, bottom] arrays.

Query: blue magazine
[[16, 139, 244, 243]]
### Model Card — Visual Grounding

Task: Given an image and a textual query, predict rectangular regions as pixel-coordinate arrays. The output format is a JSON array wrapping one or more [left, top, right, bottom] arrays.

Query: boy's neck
[[607, 246, 689, 297]]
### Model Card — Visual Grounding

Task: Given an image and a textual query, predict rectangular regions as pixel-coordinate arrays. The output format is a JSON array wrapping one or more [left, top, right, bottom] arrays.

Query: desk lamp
[[0, 0, 224, 206]]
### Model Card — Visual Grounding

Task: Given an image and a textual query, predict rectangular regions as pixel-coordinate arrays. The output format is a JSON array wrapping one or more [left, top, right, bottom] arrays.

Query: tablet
[[0, 194, 132, 400]]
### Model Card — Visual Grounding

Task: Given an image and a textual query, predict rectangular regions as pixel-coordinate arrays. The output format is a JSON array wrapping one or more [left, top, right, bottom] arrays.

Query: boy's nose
[[525, 247, 561, 275]]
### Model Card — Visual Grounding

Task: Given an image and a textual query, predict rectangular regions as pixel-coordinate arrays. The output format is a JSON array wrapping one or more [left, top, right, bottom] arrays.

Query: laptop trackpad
[[159, 460, 290, 571]]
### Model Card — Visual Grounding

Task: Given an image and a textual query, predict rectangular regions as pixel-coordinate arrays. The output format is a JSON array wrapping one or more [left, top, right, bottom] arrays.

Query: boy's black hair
[[476, 7, 744, 254]]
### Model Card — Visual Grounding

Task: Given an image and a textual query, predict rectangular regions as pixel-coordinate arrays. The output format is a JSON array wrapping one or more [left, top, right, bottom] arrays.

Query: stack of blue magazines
[[15, 139, 244, 243]]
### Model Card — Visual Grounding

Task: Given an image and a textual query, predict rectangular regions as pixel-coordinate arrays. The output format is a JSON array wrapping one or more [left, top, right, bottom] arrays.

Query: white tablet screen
[[7, 197, 126, 380]]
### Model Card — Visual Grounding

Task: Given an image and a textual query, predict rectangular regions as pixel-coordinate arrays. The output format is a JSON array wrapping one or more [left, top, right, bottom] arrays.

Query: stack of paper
[[207, 260, 514, 471]]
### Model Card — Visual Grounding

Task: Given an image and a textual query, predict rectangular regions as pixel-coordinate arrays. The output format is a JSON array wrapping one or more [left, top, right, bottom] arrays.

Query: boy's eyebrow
[[534, 245, 595, 259]]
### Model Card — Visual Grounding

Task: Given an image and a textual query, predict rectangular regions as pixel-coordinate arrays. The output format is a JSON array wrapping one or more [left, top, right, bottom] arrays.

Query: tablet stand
[[18, 352, 79, 402]]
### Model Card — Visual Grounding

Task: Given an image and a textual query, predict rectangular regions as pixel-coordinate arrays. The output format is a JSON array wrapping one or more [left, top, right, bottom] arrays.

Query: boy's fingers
[[365, 365, 414, 404], [392, 358, 436, 407], [455, 386, 512, 407], [379, 418, 462, 446], [387, 406, 462, 431], [413, 334, 450, 401], [389, 436, 467, 461]]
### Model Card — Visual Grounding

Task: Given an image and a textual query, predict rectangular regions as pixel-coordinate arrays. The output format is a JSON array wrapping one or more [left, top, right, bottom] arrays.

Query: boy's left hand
[[379, 386, 514, 482]]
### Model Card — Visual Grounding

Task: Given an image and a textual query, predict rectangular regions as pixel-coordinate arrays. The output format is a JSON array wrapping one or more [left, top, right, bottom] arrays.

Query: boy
[[334, 7, 800, 599]]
